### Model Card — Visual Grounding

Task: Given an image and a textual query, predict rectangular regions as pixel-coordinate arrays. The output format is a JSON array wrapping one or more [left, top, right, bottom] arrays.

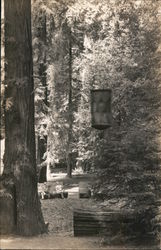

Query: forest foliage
[[32, 0, 161, 174], [32, 0, 161, 242]]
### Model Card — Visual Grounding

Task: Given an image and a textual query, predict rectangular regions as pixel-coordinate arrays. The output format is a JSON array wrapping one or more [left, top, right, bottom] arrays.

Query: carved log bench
[[73, 208, 133, 237]]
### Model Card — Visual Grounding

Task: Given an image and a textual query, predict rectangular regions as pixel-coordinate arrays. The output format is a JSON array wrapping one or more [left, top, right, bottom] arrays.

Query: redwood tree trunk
[[0, 0, 46, 236]]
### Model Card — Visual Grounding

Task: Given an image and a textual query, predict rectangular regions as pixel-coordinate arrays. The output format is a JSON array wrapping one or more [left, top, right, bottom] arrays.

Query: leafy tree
[[33, 0, 80, 177], [31, 1, 161, 242], [32, 0, 48, 182], [67, 0, 161, 244]]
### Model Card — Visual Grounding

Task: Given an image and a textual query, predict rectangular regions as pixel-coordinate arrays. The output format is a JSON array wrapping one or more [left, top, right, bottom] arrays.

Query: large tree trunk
[[0, 0, 46, 236]]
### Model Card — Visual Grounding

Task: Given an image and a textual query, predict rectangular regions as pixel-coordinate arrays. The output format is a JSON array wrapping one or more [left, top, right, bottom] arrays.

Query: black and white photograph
[[0, 0, 161, 249]]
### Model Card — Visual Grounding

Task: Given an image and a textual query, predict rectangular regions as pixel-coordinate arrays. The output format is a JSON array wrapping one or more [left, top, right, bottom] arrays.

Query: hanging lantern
[[91, 89, 112, 130]]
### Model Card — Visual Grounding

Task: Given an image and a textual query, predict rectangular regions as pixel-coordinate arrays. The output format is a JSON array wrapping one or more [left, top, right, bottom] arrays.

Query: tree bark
[[0, 0, 46, 236]]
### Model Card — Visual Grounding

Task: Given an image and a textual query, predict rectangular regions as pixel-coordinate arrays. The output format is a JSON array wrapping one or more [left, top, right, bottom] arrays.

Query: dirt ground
[[1, 176, 103, 250], [0, 235, 103, 249], [1, 176, 160, 250], [1, 197, 159, 250], [1, 234, 158, 250], [0, 199, 107, 249]]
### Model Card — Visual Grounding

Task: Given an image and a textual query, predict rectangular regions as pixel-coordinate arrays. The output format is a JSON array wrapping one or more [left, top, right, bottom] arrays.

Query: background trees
[[33, 0, 161, 243]]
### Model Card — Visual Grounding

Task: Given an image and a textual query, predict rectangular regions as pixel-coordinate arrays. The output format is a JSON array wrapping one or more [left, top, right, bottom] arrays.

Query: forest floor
[[1, 174, 103, 249], [0, 193, 108, 249], [1, 195, 159, 250], [1, 196, 157, 249], [1, 174, 160, 249]]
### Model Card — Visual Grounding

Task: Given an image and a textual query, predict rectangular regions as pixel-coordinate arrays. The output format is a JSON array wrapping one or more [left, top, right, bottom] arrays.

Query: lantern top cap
[[91, 89, 112, 92]]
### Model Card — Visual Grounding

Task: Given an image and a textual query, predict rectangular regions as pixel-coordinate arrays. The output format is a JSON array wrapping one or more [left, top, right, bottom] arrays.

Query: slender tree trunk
[[0, 0, 46, 236], [37, 136, 47, 183], [36, 13, 48, 183], [67, 29, 73, 178]]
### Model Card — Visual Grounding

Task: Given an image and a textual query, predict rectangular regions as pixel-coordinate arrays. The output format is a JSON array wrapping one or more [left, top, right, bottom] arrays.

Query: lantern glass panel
[[91, 89, 112, 130]]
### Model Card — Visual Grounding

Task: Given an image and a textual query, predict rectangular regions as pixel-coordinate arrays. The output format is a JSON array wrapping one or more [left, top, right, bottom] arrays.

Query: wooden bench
[[73, 209, 133, 236]]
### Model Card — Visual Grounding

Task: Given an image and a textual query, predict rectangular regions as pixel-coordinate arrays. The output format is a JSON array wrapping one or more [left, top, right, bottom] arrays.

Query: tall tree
[[66, 27, 73, 178], [0, 0, 46, 236], [33, 5, 48, 182]]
